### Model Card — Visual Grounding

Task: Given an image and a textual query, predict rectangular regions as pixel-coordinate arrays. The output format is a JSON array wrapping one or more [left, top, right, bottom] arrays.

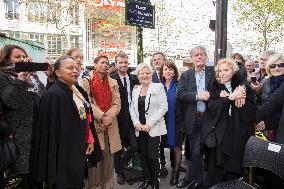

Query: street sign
[[125, 0, 155, 29]]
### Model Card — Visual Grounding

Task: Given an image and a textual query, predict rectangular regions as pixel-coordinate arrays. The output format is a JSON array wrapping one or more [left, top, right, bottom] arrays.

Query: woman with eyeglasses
[[256, 53, 284, 140], [83, 55, 122, 189], [130, 63, 168, 189]]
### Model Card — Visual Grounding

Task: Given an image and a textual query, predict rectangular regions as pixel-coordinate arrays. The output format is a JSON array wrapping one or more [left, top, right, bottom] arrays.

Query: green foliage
[[233, 0, 284, 51]]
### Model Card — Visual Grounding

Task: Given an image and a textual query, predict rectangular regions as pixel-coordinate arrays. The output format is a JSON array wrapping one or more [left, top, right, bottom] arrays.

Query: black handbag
[[205, 127, 217, 148], [0, 108, 19, 172]]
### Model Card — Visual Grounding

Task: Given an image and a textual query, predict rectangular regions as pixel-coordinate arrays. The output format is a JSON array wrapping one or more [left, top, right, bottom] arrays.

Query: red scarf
[[90, 72, 112, 112]]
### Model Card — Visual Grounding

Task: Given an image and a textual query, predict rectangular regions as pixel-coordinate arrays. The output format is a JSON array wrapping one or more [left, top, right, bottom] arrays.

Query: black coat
[[202, 77, 256, 174], [32, 81, 90, 188], [177, 66, 215, 135], [256, 83, 284, 144], [111, 73, 139, 137]]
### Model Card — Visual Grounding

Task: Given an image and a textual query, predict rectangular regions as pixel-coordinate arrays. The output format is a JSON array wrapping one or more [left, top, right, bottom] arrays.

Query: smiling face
[[162, 65, 175, 80], [218, 63, 234, 84], [138, 67, 152, 85], [55, 58, 79, 86], [270, 59, 284, 77], [116, 56, 129, 74], [95, 57, 109, 75], [10, 48, 27, 64]]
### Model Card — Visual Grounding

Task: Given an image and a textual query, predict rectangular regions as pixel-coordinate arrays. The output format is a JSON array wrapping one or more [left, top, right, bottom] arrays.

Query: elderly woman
[[159, 61, 184, 186], [202, 59, 256, 188], [0, 44, 45, 188], [130, 63, 168, 189], [82, 55, 122, 189], [256, 53, 284, 140]]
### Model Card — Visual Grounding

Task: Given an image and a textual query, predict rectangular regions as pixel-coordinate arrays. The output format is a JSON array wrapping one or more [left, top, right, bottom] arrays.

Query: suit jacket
[[111, 72, 139, 137], [177, 66, 215, 135], [130, 82, 168, 137], [81, 75, 122, 154], [152, 70, 160, 83]]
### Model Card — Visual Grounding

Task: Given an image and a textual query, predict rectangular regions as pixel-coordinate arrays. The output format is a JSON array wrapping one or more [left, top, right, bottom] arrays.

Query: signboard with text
[[125, 0, 155, 29]]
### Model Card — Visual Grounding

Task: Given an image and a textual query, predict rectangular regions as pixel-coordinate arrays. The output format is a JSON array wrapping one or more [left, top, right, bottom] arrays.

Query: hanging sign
[[125, 0, 155, 29]]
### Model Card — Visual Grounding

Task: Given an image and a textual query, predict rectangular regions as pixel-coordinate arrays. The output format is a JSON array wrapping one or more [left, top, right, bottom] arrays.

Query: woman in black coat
[[33, 56, 97, 188], [202, 59, 256, 188]]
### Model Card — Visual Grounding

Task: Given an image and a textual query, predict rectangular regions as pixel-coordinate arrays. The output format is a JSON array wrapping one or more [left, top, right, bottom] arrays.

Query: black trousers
[[159, 135, 167, 167], [114, 128, 137, 175], [186, 114, 203, 184], [0, 172, 4, 189], [138, 132, 160, 184]]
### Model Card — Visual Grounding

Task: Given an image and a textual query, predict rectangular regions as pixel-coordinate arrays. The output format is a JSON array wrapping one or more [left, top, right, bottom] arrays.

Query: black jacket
[[177, 66, 215, 135], [256, 83, 284, 144], [202, 76, 256, 174], [111, 72, 139, 137], [32, 81, 97, 188]]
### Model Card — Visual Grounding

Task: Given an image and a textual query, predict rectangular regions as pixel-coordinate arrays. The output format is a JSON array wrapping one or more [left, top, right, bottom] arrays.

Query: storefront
[[84, 0, 138, 67]]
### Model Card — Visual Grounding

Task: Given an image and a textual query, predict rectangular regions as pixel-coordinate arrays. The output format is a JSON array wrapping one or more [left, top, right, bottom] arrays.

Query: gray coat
[[0, 72, 44, 174]]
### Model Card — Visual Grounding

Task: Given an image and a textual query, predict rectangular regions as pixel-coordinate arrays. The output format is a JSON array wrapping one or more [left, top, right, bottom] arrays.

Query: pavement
[[114, 149, 188, 189]]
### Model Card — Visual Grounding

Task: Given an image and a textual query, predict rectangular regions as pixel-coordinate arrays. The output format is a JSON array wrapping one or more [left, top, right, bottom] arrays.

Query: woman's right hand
[[256, 121, 266, 131], [135, 123, 144, 131], [229, 87, 246, 101], [18, 72, 29, 81]]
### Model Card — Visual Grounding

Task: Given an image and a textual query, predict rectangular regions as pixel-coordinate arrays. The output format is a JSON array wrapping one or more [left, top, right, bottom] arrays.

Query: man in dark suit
[[176, 46, 215, 189], [152, 52, 166, 83], [111, 53, 139, 185]]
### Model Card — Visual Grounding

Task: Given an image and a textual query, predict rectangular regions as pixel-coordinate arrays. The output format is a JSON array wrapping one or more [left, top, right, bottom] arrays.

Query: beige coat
[[82, 75, 122, 154]]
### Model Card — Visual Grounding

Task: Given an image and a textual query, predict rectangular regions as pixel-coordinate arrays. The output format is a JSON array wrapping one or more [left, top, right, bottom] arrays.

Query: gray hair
[[190, 45, 208, 58], [266, 53, 284, 78], [135, 63, 153, 75]]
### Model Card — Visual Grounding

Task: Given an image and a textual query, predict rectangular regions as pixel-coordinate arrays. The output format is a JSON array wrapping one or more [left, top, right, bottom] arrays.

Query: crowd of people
[[0, 43, 284, 189]]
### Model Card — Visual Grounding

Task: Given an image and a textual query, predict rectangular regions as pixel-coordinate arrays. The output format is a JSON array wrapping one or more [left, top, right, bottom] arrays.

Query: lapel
[[190, 69, 197, 92], [133, 85, 141, 113], [145, 83, 154, 111]]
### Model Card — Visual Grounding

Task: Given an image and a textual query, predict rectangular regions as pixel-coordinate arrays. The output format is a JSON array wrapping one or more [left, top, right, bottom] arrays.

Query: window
[[8, 31, 20, 39], [69, 5, 80, 25], [5, 0, 20, 20], [47, 35, 68, 56], [27, 2, 58, 23], [70, 35, 80, 48], [47, 35, 62, 55], [29, 33, 45, 43]]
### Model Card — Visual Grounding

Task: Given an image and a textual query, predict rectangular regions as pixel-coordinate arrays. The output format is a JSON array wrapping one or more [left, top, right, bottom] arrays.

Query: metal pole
[[214, 0, 228, 64], [137, 26, 144, 64]]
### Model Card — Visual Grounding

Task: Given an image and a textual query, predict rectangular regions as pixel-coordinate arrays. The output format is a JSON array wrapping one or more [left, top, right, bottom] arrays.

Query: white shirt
[[119, 74, 131, 103]]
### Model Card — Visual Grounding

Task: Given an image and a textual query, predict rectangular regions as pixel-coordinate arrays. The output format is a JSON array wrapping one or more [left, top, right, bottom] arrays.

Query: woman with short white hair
[[130, 63, 168, 189]]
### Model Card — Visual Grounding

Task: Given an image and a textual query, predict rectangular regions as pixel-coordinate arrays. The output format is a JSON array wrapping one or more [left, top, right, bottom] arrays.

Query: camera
[[15, 62, 49, 72]]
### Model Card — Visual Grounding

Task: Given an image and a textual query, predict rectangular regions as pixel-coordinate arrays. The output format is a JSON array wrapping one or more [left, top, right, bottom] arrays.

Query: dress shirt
[[119, 74, 131, 103], [195, 68, 206, 113]]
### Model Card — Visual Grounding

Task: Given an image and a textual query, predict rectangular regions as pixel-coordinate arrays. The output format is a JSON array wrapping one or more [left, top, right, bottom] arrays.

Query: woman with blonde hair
[[202, 59, 256, 187], [82, 55, 122, 189], [130, 63, 168, 189]]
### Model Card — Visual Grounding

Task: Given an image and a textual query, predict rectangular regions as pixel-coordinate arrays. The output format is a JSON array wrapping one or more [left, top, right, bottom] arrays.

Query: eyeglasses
[[269, 63, 284, 69]]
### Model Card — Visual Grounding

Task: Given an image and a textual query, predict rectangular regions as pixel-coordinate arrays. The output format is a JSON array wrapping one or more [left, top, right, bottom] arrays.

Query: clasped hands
[[99, 114, 112, 131], [135, 123, 151, 132], [220, 86, 246, 108]]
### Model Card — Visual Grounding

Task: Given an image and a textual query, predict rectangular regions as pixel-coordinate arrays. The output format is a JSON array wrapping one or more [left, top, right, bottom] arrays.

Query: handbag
[[0, 107, 19, 172], [205, 127, 217, 148]]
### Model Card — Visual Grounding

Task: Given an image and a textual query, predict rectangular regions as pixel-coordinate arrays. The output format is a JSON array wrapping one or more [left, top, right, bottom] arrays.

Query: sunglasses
[[269, 63, 284, 69]]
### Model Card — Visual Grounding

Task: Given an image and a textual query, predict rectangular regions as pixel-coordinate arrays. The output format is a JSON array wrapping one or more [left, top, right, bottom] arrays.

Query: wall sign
[[125, 0, 155, 29]]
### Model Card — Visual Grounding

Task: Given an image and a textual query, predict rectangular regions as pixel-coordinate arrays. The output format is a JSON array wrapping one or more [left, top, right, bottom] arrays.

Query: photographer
[[0, 44, 45, 188]]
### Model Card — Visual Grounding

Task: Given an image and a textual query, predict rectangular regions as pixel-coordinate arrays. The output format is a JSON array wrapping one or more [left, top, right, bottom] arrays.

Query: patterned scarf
[[1, 64, 18, 77], [269, 74, 284, 96], [90, 72, 112, 112]]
